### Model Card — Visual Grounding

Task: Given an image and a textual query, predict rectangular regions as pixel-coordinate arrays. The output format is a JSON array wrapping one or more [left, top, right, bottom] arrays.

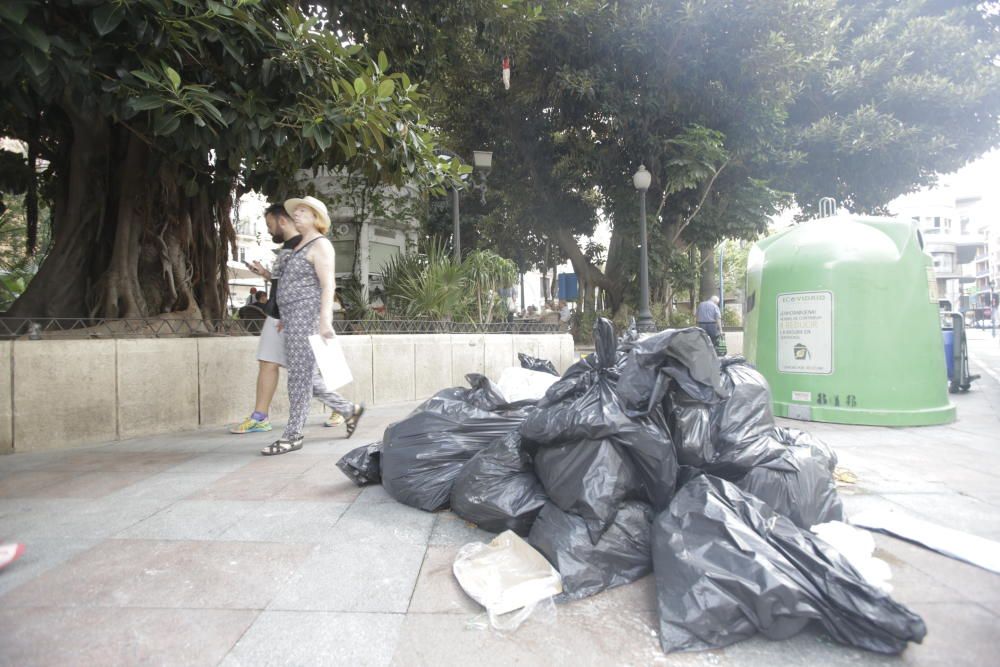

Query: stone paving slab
[[0, 607, 257, 667], [0, 344, 998, 665], [219, 611, 404, 667], [2, 539, 314, 610], [116, 500, 262, 541]]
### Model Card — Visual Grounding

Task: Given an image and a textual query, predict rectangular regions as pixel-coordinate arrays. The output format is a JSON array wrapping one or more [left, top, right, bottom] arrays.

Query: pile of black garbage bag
[[337, 319, 926, 655]]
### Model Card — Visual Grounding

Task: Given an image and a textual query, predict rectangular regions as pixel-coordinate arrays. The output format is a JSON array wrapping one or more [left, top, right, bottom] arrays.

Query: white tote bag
[[308, 334, 353, 390]]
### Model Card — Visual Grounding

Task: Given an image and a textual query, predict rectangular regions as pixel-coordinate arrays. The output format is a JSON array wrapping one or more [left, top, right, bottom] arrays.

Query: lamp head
[[633, 164, 651, 191], [473, 150, 493, 173]]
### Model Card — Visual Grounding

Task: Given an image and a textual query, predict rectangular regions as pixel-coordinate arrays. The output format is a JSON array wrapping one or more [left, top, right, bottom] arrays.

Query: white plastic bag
[[812, 520, 893, 593], [309, 334, 353, 390], [497, 367, 560, 403], [453, 530, 563, 631]]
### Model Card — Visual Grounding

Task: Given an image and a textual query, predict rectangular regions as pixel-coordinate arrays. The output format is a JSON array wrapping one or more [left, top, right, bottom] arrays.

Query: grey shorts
[[256, 316, 287, 366]]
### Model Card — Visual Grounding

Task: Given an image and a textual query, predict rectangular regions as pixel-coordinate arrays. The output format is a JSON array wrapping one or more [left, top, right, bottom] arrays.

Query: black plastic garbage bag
[[533, 438, 639, 543], [529, 500, 653, 601], [521, 319, 633, 444], [618, 327, 724, 416], [380, 377, 531, 512], [450, 431, 548, 535], [667, 390, 715, 468], [435, 373, 512, 412], [336, 441, 382, 486], [666, 357, 785, 479], [712, 357, 775, 447], [776, 426, 839, 463], [518, 352, 559, 376], [736, 427, 844, 529], [652, 475, 926, 655], [614, 414, 678, 512]]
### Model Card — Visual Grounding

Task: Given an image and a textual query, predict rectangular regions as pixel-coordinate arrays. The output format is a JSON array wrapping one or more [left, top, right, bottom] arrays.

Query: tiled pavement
[[1, 332, 999, 666]]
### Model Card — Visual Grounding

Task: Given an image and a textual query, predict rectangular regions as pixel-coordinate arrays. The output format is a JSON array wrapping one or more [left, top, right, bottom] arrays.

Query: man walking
[[696, 294, 723, 348]]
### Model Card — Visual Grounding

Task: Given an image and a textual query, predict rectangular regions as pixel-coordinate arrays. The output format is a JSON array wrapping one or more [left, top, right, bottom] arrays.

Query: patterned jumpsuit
[[274, 238, 354, 440]]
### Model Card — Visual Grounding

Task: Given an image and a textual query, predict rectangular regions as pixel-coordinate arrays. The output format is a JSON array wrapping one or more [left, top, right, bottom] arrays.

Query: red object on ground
[[0, 543, 25, 570]]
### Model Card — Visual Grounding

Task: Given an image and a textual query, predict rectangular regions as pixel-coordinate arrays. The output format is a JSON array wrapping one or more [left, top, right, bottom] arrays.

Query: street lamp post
[[718, 242, 725, 311], [450, 186, 460, 263], [991, 280, 996, 338], [633, 165, 655, 333], [436, 149, 493, 263]]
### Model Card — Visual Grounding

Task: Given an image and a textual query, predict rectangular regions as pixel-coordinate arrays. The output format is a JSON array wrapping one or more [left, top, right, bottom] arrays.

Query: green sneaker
[[229, 416, 272, 434]]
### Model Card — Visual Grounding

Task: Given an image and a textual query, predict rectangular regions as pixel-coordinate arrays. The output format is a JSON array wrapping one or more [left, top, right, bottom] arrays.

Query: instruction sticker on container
[[777, 291, 833, 374]]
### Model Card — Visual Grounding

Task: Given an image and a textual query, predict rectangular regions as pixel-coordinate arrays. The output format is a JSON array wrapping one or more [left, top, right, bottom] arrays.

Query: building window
[[960, 217, 970, 234], [932, 252, 954, 272], [238, 247, 246, 263]]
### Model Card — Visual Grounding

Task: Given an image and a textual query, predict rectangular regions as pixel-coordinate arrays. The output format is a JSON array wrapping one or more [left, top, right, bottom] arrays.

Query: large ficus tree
[[0, 0, 454, 320], [426, 0, 1000, 313]]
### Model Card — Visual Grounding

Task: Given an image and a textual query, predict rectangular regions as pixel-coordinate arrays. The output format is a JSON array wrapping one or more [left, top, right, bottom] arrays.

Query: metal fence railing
[[0, 317, 562, 340]]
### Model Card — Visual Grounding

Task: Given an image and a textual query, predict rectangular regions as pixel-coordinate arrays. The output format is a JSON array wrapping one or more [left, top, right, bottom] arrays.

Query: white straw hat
[[284, 195, 331, 233]]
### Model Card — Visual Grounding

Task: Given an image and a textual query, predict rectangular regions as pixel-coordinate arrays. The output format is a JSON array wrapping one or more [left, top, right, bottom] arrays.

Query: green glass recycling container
[[743, 215, 955, 426]]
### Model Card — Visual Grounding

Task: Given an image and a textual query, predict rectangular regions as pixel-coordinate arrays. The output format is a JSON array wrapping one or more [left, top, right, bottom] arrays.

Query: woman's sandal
[[261, 436, 303, 456], [345, 404, 366, 439]]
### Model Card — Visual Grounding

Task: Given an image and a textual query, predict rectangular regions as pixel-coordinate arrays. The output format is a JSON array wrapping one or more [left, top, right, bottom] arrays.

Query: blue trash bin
[[942, 329, 955, 381]]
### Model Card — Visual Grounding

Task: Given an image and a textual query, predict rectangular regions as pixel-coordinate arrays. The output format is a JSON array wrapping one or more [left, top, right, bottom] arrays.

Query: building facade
[[893, 193, 986, 313]]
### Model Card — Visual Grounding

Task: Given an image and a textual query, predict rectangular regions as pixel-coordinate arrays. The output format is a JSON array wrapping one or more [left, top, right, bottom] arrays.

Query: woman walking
[[261, 195, 364, 456]]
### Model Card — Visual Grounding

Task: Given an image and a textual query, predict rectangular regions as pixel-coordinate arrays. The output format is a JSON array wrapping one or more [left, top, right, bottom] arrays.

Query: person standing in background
[[696, 295, 723, 347]]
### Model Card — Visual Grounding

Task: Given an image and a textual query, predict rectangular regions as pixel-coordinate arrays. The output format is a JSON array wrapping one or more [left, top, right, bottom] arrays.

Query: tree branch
[[671, 158, 730, 244]]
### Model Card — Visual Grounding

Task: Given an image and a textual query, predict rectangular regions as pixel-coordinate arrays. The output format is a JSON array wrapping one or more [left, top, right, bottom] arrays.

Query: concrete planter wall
[[0, 334, 574, 453]]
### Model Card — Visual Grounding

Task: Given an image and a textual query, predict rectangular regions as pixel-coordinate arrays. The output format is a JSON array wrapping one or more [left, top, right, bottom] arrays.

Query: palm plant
[[338, 278, 375, 321], [382, 239, 470, 320]]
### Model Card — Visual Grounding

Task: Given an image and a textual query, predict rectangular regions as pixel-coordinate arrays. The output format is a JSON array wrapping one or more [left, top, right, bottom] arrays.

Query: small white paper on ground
[[453, 530, 563, 630], [309, 334, 353, 390], [851, 506, 1000, 575]]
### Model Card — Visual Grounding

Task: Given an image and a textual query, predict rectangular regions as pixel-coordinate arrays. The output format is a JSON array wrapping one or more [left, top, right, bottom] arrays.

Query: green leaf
[[219, 34, 245, 66], [164, 65, 181, 90], [353, 77, 367, 96], [206, 0, 233, 17], [19, 24, 50, 53], [199, 100, 226, 125], [315, 126, 332, 150], [92, 3, 125, 37], [153, 112, 181, 136], [128, 96, 164, 112], [377, 50, 389, 72], [261, 58, 273, 84], [130, 69, 162, 87], [0, 2, 29, 24], [377, 79, 394, 99], [23, 48, 48, 77]]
